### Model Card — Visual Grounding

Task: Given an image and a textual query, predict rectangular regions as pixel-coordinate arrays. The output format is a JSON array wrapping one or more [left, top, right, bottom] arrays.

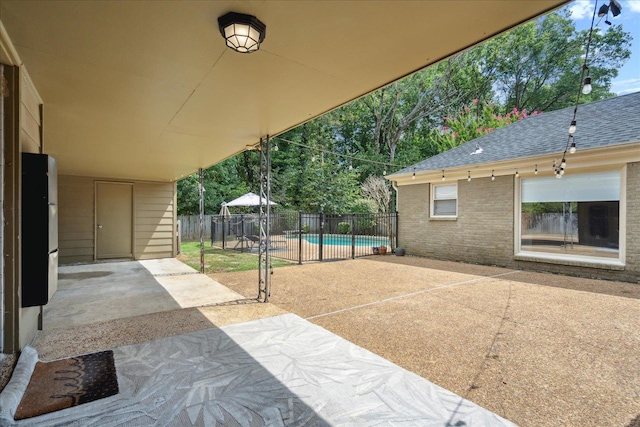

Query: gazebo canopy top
[[224, 192, 277, 207]]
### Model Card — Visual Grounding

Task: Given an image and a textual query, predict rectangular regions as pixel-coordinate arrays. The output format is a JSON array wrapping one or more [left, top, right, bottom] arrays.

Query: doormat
[[14, 350, 118, 420]]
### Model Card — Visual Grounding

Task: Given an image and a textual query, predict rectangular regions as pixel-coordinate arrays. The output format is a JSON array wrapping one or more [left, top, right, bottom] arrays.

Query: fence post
[[240, 214, 244, 251], [351, 214, 356, 259], [395, 211, 399, 251], [319, 212, 324, 262], [222, 216, 226, 249], [298, 211, 303, 265]]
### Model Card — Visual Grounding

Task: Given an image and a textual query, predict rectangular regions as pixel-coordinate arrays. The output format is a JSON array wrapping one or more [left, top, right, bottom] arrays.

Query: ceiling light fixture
[[218, 12, 266, 53]]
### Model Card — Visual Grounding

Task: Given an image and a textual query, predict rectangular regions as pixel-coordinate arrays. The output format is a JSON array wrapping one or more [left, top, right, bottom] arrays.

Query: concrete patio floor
[[1, 257, 518, 426]]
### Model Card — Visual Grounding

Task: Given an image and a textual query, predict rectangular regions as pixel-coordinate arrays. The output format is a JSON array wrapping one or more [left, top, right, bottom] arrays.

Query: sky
[[568, 0, 640, 95]]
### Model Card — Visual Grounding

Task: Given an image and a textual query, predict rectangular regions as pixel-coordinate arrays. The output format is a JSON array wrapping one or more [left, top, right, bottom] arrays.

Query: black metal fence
[[210, 211, 398, 263]]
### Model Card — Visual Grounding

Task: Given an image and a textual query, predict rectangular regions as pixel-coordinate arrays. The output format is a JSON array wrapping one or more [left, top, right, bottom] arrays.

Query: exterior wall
[[19, 69, 43, 349], [58, 176, 95, 264], [134, 182, 176, 260], [397, 163, 640, 283], [59, 176, 176, 264], [625, 162, 640, 279], [398, 176, 514, 266]]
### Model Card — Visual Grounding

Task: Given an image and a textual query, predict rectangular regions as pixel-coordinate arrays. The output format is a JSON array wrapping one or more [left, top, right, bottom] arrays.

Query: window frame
[[430, 182, 458, 219], [514, 168, 626, 267]]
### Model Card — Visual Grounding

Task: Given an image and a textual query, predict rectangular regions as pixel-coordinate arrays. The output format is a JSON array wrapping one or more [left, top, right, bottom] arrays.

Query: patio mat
[[14, 350, 118, 420]]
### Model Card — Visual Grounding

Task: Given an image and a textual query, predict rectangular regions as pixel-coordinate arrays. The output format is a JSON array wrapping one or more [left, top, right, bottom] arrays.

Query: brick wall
[[623, 162, 639, 279], [398, 175, 514, 267], [397, 163, 640, 283]]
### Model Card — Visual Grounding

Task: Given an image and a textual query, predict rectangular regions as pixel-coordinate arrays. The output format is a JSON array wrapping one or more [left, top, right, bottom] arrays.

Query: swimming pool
[[301, 234, 389, 247]]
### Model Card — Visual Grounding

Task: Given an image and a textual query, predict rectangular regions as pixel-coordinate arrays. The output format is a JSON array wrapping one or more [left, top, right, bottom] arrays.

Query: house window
[[431, 183, 457, 218], [519, 171, 621, 262]]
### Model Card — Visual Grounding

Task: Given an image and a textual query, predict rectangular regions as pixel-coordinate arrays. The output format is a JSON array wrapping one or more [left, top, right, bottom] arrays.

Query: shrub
[[337, 222, 351, 234], [302, 224, 310, 234]]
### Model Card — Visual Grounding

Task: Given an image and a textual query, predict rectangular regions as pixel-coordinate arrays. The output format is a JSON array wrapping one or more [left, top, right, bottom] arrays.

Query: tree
[[360, 176, 395, 250], [430, 100, 541, 152], [483, 10, 630, 112]]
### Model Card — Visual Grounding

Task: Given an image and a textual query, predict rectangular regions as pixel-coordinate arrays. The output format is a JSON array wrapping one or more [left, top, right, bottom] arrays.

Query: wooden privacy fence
[[178, 215, 213, 241]]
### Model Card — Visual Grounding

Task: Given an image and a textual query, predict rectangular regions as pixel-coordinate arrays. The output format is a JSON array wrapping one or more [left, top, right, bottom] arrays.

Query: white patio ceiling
[[0, 1, 568, 182]]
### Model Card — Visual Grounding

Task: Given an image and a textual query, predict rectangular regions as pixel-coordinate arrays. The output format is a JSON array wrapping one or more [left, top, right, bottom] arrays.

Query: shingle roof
[[391, 91, 640, 176]]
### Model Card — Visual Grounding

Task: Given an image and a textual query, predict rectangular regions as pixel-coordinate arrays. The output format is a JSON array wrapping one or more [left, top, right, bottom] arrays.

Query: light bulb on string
[[383, 169, 386, 176], [467, 171, 471, 182], [515, 169, 519, 178], [311, 154, 316, 162], [561, 158, 566, 168], [569, 120, 577, 135], [441, 170, 445, 181], [569, 136, 576, 154], [412, 168, 416, 180], [534, 164, 538, 175], [582, 76, 592, 95], [491, 170, 495, 181]]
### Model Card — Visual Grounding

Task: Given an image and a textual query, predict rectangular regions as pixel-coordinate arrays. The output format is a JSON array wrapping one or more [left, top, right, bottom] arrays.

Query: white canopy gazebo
[[224, 192, 277, 207]]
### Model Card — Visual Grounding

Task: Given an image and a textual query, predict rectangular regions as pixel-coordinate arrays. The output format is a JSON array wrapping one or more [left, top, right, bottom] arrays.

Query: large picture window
[[519, 171, 621, 262], [431, 183, 457, 218]]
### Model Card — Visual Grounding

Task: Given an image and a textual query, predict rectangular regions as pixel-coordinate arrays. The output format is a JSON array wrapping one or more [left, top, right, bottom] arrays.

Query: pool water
[[301, 234, 389, 247]]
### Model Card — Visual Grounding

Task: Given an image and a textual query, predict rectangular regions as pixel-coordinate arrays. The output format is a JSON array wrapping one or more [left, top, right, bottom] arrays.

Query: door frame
[[94, 181, 134, 260]]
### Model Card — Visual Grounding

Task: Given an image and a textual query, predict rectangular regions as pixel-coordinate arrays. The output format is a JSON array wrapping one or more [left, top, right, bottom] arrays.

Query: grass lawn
[[178, 241, 292, 274]]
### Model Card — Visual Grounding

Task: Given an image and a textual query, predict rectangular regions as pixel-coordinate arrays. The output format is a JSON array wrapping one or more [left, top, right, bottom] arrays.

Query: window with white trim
[[519, 170, 622, 262], [431, 183, 457, 218]]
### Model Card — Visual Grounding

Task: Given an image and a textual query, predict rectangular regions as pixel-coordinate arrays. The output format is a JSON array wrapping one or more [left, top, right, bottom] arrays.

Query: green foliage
[[337, 222, 351, 234], [302, 224, 310, 234], [430, 100, 540, 151], [177, 7, 631, 216], [177, 242, 291, 274]]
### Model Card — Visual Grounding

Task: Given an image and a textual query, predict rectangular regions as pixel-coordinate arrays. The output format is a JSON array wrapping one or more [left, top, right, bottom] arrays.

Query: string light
[[534, 164, 538, 175], [441, 170, 445, 181], [491, 170, 495, 181], [412, 168, 416, 180], [582, 76, 592, 95], [515, 169, 519, 178], [467, 171, 471, 182], [568, 120, 577, 135], [383, 169, 386, 175], [569, 136, 577, 154]]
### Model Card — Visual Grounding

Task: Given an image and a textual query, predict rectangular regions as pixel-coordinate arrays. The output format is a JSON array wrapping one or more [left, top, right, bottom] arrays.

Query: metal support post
[[199, 168, 205, 273], [258, 136, 272, 302]]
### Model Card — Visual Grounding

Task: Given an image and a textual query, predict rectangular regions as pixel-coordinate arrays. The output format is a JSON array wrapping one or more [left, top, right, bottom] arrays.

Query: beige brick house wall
[[398, 175, 514, 266], [397, 163, 640, 283], [625, 162, 640, 277]]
